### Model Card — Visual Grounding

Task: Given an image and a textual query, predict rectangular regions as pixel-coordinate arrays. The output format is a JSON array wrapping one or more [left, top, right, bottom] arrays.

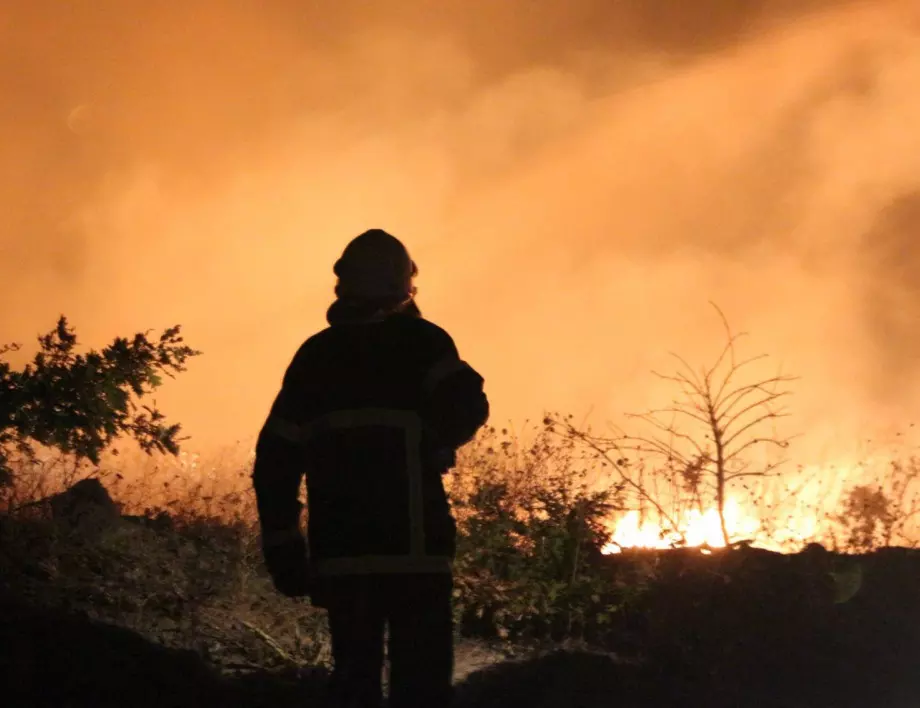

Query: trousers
[[321, 572, 454, 708]]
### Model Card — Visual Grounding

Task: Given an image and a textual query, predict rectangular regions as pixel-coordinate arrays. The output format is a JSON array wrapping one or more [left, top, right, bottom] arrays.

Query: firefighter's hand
[[262, 532, 313, 598]]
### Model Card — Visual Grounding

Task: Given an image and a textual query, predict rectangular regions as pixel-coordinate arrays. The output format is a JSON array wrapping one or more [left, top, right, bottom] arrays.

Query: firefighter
[[252, 229, 490, 708]]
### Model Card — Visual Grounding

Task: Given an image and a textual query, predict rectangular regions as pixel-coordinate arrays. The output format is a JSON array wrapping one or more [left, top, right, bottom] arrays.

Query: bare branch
[[557, 423, 682, 532], [708, 301, 748, 370], [720, 391, 794, 438], [650, 368, 705, 402], [725, 469, 784, 483], [630, 413, 712, 460], [619, 435, 692, 465], [707, 331, 745, 391], [724, 434, 795, 465], [712, 352, 771, 404], [722, 410, 792, 453], [715, 376, 795, 422], [666, 351, 707, 394], [642, 406, 713, 428], [628, 427, 708, 462]]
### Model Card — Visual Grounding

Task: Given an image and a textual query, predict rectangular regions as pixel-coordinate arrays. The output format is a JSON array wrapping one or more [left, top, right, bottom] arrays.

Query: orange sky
[[2, 0, 920, 462]]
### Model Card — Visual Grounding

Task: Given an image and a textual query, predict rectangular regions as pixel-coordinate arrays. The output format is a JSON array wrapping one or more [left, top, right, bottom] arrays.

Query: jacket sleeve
[[420, 332, 490, 450], [251, 348, 312, 543]]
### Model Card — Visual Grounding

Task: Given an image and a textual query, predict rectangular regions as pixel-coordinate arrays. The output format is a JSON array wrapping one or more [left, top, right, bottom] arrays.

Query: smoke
[[2, 0, 920, 458], [862, 192, 920, 399]]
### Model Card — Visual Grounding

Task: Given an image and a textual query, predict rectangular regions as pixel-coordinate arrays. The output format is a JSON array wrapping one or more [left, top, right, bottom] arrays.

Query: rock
[[46, 478, 121, 531]]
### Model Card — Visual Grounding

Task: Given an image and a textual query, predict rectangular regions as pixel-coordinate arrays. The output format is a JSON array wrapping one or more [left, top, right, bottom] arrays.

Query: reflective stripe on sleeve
[[263, 415, 306, 444], [423, 355, 473, 394], [315, 554, 452, 576], [263, 408, 421, 444]]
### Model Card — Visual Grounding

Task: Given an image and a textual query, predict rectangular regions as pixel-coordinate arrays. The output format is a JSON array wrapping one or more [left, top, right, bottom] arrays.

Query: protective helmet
[[333, 229, 418, 304]]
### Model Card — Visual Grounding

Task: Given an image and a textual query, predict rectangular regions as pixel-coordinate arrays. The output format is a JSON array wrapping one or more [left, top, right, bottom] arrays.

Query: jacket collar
[[325, 298, 422, 326]]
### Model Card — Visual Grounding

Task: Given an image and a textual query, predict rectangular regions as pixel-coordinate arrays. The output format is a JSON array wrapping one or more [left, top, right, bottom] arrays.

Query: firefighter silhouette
[[253, 229, 489, 708]]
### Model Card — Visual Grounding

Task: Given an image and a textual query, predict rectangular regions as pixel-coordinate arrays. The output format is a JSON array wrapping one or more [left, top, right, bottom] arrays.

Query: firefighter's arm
[[251, 352, 313, 597], [252, 409, 305, 543], [421, 334, 490, 450]]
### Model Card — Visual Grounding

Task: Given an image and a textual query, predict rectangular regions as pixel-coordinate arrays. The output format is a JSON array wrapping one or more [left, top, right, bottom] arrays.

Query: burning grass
[[600, 456, 920, 554]]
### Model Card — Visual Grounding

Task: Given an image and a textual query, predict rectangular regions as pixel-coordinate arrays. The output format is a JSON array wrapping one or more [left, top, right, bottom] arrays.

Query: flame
[[599, 457, 920, 555], [602, 496, 762, 554], [599, 467, 844, 555]]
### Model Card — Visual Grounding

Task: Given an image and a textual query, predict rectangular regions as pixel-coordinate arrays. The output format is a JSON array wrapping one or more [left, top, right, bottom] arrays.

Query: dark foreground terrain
[[1, 481, 919, 707]]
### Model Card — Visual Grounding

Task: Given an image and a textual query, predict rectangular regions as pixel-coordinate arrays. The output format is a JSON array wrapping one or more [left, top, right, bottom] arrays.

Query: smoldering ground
[[2, 0, 920, 459]]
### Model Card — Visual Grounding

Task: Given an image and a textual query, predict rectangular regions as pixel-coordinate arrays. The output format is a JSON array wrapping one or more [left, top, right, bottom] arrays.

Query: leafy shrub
[[447, 421, 625, 643]]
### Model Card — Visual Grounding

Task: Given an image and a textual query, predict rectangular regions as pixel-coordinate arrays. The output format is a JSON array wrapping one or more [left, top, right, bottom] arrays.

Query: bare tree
[[553, 303, 797, 548]]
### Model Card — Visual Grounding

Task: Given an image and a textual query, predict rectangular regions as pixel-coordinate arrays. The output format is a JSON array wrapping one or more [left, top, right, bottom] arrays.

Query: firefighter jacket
[[252, 304, 489, 577]]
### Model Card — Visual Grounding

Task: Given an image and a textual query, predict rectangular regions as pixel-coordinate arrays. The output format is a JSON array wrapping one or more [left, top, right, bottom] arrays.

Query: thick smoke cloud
[[2, 0, 919, 460]]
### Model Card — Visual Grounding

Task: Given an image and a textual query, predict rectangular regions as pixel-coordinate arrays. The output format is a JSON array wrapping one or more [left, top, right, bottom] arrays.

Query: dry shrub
[[829, 456, 920, 552]]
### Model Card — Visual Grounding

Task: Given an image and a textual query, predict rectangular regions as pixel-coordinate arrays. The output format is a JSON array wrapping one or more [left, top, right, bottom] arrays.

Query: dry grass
[[0, 444, 333, 683]]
